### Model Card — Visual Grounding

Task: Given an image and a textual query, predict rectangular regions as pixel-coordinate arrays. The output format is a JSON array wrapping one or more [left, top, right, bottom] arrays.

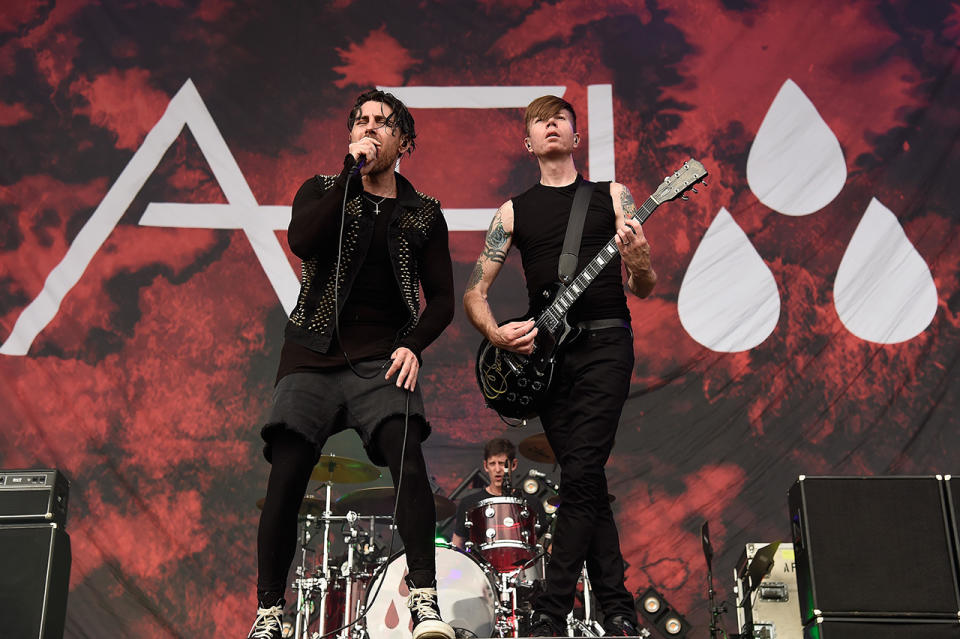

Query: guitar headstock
[[651, 158, 708, 205]]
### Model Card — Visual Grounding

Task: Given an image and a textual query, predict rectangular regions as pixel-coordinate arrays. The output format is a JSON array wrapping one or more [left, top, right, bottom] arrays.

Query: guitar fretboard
[[544, 195, 658, 319]]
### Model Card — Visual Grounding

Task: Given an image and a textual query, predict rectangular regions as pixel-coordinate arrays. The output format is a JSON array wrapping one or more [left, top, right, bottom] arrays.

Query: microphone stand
[[502, 468, 514, 497], [701, 521, 726, 639]]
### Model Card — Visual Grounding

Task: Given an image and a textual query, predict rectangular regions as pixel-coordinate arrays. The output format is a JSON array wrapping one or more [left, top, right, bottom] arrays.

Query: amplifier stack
[[0, 469, 72, 639]]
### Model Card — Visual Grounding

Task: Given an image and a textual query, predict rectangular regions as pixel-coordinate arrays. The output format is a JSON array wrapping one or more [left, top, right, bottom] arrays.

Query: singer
[[451, 438, 547, 550], [247, 89, 455, 639], [463, 95, 657, 636]]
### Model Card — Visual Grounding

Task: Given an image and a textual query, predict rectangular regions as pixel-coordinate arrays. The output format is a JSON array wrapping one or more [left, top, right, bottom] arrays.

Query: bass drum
[[362, 543, 497, 639]]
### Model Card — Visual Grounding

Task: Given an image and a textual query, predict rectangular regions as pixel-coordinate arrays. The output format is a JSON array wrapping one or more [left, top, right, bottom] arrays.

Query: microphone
[[351, 154, 367, 175], [528, 468, 559, 492]]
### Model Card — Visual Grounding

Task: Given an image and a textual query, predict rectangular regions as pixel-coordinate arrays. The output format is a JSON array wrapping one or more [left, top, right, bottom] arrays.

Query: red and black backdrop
[[2, 1, 959, 636]]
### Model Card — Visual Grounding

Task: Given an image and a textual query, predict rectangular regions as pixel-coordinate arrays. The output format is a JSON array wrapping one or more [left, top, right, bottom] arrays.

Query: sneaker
[[529, 611, 564, 637], [247, 603, 283, 639], [406, 578, 455, 639], [603, 614, 641, 637]]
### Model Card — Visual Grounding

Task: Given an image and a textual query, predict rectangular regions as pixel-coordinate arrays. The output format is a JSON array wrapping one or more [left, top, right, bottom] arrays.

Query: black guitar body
[[473, 159, 707, 423], [475, 284, 579, 422]]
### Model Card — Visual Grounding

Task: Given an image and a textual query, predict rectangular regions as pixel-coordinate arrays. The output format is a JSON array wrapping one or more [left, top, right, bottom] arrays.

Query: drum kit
[[257, 435, 605, 639]]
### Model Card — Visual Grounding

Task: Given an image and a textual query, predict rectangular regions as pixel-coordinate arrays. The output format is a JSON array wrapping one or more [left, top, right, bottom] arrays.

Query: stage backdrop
[[2, 1, 959, 636]]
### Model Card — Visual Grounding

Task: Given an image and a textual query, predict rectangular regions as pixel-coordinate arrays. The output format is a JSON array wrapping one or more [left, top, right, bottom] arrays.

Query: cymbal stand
[[565, 563, 604, 637], [295, 482, 335, 639], [495, 571, 520, 638], [342, 510, 360, 639], [293, 514, 321, 639]]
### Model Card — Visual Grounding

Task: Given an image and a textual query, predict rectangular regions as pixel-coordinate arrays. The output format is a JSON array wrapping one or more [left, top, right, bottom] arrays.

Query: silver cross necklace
[[364, 194, 388, 215]]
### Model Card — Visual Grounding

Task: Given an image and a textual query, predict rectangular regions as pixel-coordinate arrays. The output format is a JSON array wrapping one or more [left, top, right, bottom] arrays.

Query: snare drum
[[466, 496, 537, 573], [362, 543, 497, 639]]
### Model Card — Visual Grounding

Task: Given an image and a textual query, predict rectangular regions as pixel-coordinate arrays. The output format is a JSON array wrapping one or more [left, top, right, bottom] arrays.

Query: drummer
[[451, 438, 547, 549]]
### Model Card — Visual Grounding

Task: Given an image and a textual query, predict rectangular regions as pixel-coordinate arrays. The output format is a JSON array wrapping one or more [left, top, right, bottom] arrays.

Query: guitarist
[[463, 95, 656, 637]]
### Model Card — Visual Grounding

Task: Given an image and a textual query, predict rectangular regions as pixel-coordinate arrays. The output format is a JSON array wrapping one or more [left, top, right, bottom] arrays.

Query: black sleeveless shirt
[[511, 177, 630, 323]]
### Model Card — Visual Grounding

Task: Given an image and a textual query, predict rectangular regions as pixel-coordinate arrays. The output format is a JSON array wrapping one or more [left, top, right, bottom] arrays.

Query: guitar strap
[[558, 176, 596, 285]]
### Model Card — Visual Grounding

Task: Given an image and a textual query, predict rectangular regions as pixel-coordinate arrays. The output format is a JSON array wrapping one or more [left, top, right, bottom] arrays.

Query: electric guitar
[[475, 159, 708, 423]]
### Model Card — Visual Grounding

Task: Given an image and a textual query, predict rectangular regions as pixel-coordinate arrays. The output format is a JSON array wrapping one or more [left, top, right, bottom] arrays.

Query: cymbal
[[546, 493, 616, 508], [310, 454, 381, 483], [333, 486, 456, 520], [256, 495, 327, 518], [518, 433, 555, 463]]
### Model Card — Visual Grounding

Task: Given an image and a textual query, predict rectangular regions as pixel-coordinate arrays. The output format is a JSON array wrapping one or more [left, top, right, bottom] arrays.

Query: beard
[[365, 149, 400, 176]]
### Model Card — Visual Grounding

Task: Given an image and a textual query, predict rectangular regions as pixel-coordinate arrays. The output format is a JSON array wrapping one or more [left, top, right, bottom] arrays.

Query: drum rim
[[473, 496, 528, 507], [478, 540, 537, 550]]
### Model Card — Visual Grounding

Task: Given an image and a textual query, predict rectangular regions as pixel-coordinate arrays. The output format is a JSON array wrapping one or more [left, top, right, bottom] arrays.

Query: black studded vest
[[284, 172, 444, 353]]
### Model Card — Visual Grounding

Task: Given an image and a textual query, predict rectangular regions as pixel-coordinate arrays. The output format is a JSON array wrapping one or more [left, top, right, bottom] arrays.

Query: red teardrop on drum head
[[386, 600, 399, 629]]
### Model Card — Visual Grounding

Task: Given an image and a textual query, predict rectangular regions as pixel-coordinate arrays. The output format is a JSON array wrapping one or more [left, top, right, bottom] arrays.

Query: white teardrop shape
[[678, 208, 780, 352], [747, 79, 847, 216], [834, 198, 938, 344]]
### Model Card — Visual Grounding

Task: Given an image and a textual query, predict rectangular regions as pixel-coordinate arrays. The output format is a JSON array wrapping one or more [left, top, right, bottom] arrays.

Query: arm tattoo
[[466, 261, 483, 291], [481, 209, 510, 264], [620, 187, 639, 221]]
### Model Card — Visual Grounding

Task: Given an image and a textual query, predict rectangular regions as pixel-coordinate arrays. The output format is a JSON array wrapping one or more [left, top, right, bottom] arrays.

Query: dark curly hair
[[347, 88, 417, 154]]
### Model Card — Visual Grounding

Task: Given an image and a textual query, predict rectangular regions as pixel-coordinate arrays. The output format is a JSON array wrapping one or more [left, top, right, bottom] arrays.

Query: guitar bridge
[[502, 352, 525, 375]]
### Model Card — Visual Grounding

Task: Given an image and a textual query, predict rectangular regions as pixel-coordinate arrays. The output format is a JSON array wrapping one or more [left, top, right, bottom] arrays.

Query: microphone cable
[[331, 159, 402, 381]]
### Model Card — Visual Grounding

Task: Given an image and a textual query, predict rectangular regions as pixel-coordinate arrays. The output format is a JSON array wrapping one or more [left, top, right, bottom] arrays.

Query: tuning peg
[[701, 180, 708, 187], [691, 187, 698, 194], [681, 195, 689, 201]]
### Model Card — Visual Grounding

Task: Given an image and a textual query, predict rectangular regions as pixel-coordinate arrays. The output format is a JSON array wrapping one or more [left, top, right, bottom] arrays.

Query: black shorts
[[261, 362, 429, 467]]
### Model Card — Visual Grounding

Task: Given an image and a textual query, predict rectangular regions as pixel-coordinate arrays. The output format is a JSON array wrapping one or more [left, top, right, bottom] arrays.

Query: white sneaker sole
[[412, 619, 455, 639]]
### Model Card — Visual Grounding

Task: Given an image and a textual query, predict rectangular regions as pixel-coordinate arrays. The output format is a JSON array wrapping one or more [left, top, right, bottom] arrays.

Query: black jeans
[[256, 417, 435, 606], [536, 326, 637, 621]]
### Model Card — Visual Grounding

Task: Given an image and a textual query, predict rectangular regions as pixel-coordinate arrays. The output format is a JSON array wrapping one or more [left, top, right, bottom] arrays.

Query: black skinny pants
[[256, 417, 435, 606], [536, 326, 638, 622]]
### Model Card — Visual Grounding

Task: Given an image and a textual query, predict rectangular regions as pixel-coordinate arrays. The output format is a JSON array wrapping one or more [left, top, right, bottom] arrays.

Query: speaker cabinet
[[803, 618, 960, 639], [0, 523, 71, 639], [789, 476, 960, 625], [947, 476, 960, 579]]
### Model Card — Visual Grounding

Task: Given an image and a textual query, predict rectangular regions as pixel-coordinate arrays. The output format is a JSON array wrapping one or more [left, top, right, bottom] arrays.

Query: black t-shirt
[[511, 177, 630, 323], [453, 488, 547, 542]]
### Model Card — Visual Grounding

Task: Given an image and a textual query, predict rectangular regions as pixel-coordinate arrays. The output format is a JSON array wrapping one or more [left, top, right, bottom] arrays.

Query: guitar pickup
[[502, 353, 523, 375]]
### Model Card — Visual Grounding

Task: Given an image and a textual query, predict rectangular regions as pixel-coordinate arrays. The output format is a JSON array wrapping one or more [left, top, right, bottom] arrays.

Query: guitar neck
[[546, 196, 659, 318]]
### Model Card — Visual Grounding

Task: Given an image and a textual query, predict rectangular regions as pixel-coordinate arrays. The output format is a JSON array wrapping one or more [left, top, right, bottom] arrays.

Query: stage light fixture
[[638, 586, 664, 619], [542, 496, 558, 515], [643, 593, 662, 615], [522, 477, 540, 494], [636, 586, 690, 639], [658, 609, 689, 637]]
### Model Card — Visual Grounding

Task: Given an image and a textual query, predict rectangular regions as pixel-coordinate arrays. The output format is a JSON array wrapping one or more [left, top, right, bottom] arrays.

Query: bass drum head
[[362, 543, 496, 639]]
